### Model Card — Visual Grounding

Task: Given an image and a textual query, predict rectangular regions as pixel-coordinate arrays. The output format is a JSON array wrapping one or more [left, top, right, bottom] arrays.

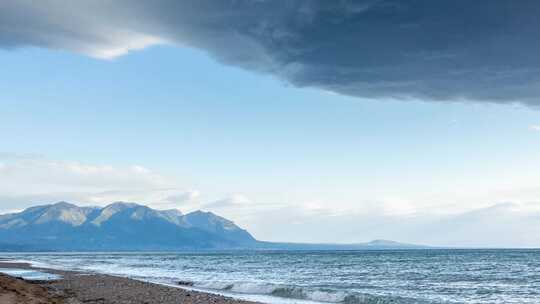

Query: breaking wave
[[194, 281, 425, 304]]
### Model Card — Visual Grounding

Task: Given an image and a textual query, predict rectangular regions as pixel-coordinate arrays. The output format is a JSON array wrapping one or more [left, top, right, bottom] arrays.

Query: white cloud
[[0, 158, 171, 191], [83, 33, 166, 59], [0, 155, 195, 212], [530, 125, 540, 131], [203, 194, 252, 209]]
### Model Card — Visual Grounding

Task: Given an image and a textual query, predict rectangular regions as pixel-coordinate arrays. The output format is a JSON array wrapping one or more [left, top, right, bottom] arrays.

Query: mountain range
[[0, 202, 428, 251]]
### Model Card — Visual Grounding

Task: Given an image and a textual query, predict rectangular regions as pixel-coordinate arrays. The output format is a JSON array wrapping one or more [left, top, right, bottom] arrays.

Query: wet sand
[[0, 261, 260, 304], [0, 273, 65, 304]]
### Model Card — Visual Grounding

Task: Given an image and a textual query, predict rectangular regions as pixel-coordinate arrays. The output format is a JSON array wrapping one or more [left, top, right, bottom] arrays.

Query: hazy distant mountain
[[0, 202, 429, 251], [255, 239, 430, 251]]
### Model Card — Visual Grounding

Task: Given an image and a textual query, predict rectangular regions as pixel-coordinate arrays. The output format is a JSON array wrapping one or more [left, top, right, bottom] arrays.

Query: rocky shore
[[0, 261, 260, 304]]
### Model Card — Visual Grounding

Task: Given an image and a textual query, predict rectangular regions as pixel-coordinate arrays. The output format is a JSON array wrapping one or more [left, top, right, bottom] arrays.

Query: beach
[[0, 261, 259, 304]]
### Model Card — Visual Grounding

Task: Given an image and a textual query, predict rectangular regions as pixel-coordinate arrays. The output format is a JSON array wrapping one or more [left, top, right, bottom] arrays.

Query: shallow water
[[2, 250, 540, 304], [0, 267, 62, 281]]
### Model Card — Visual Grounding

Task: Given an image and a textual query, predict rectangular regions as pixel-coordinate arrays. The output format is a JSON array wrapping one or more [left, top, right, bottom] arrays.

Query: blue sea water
[[2, 250, 539, 304]]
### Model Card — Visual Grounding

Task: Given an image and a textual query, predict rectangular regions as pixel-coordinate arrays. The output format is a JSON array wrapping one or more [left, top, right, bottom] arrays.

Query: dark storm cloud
[[2, 0, 540, 104]]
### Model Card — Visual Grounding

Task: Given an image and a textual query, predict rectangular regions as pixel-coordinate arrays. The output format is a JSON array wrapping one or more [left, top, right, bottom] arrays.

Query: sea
[[1, 249, 539, 304]]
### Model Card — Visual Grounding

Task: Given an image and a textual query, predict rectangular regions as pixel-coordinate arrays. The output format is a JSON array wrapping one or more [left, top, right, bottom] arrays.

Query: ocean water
[[2, 250, 540, 304]]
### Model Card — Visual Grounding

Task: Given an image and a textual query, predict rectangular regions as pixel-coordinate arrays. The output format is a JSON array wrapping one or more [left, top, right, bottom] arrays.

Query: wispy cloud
[[0, 154, 197, 212], [0, 158, 170, 190], [203, 194, 252, 209], [530, 125, 540, 131]]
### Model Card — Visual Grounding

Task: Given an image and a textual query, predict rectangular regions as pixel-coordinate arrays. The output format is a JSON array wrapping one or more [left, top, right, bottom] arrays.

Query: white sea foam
[[0, 268, 62, 281], [304, 290, 347, 303], [195, 281, 354, 303], [195, 281, 234, 290], [0, 259, 59, 269], [231, 282, 279, 294], [178, 284, 331, 304]]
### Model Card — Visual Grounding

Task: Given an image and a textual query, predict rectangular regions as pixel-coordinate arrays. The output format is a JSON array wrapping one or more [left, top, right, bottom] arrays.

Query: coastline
[[0, 260, 261, 304]]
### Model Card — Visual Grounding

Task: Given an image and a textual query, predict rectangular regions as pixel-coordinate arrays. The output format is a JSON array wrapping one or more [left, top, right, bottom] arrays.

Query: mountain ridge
[[0, 202, 430, 251], [0, 201, 256, 251]]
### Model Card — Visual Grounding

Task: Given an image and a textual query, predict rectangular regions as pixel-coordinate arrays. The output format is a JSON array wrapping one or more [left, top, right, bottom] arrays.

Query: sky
[[1, 0, 540, 247]]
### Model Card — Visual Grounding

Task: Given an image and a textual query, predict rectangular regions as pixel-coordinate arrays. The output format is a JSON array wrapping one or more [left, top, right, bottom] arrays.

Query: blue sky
[[2, 1, 540, 247], [2, 45, 540, 246]]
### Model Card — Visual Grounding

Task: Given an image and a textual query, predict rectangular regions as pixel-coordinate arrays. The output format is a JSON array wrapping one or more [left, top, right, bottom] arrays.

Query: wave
[[193, 281, 426, 304], [2, 259, 61, 270]]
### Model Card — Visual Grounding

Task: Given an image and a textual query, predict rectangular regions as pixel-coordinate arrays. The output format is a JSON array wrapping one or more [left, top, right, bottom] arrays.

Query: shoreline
[[0, 260, 261, 304]]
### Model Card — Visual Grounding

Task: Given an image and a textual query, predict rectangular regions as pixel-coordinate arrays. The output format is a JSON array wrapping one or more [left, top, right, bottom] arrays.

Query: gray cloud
[[2, 1, 540, 104]]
